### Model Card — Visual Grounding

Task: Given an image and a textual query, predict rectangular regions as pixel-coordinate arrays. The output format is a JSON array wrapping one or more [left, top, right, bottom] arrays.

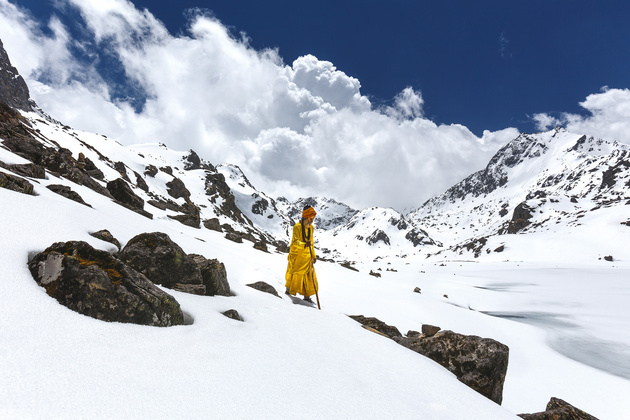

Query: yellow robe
[[285, 222, 318, 297]]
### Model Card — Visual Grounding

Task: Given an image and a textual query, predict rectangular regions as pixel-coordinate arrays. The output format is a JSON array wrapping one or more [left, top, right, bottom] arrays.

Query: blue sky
[[15, 0, 630, 135], [2, 0, 630, 210], [114, 0, 630, 135]]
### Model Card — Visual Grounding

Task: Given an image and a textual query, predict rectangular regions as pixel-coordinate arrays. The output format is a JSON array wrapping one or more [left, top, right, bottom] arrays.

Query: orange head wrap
[[302, 206, 317, 219]]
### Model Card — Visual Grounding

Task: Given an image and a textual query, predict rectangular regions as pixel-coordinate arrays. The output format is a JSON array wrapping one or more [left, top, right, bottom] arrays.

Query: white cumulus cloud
[[1, 0, 521, 211]]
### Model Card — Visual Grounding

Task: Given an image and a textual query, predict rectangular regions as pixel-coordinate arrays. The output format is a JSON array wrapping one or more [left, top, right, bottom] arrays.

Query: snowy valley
[[1, 38, 630, 420]]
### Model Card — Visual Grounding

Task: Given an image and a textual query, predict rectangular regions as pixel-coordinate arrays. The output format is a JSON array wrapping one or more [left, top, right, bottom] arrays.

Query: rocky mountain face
[[410, 129, 630, 258], [275, 196, 359, 230], [0, 40, 33, 112]]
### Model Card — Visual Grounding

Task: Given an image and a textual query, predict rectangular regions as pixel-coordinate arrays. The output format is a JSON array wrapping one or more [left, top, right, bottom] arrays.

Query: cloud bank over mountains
[[2, 0, 629, 210]]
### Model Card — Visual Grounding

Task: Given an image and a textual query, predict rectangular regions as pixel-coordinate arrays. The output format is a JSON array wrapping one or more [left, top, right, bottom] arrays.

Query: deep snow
[[1, 122, 630, 419]]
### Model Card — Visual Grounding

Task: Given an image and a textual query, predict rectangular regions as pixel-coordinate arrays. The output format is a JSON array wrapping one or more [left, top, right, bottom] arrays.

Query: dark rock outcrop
[[395, 330, 509, 404], [190, 254, 231, 296], [367, 229, 390, 246], [119, 232, 205, 295], [518, 397, 599, 420], [106, 178, 152, 219], [0, 39, 33, 111], [0, 171, 34, 195], [47, 184, 91, 207], [166, 177, 191, 201], [508, 202, 534, 234], [28, 241, 184, 326]]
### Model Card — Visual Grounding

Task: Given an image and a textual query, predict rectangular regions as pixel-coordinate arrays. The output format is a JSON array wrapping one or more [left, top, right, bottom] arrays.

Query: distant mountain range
[[1, 38, 629, 264]]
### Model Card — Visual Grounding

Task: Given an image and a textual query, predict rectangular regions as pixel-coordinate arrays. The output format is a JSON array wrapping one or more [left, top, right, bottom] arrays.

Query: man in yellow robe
[[285, 206, 318, 303]]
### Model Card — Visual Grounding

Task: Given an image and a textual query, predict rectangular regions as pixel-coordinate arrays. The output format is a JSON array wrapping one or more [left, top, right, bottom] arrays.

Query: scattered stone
[[340, 261, 359, 272], [494, 245, 505, 253], [222, 309, 242, 321], [604, 255, 613, 262], [369, 270, 381, 278], [246, 281, 280, 298], [28, 241, 184, 326], [518, 397, 599, 420], [413, 287, 422, 293], [119, 232, 205, 295]]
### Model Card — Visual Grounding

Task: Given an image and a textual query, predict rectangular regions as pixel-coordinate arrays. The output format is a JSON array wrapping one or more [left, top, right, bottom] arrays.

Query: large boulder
[[190, 254, 232, 296], [118, 232, 205, 295], [28, 241, 184, 326], [395, 330, 509, 404]]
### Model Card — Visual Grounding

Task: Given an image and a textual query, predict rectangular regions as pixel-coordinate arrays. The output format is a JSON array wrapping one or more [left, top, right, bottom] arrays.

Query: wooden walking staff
[[308, 245, 321, 310]]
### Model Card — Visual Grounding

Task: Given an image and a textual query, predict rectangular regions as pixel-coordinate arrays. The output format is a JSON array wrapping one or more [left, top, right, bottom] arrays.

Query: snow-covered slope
[[2, 42, 630, 419]]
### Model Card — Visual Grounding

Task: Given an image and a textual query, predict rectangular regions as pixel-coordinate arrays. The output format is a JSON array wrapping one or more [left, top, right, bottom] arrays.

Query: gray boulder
[[395, 330, 509, 404], [28, 241, 184, 326], [190, 254, 232, 296], [119, 232, 205, 295]]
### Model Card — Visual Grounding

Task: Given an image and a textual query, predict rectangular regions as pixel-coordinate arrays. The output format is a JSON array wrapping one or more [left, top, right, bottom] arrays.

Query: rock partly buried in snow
[[119, 232, 205, 295], [395, 330, 509, 405], [0, 171, 34, 195], [349, 315, 402, 338], [47, 184, 91, 207], [106, 178, 152, 219], [28, 241, 184, 326], [518, 397, 599, 420], [350, 315, 508, 405], [246, 281, 280, 298], [89, 229, 122, 251], [190, 254, 232, 296]]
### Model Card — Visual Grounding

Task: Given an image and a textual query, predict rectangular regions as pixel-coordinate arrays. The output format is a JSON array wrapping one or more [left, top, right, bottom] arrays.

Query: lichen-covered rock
[[395, 330, 509, 404], [119, 232, 205, 295], [28, 241, 184, 326], [0, 171, 34, 195], [190, 254, 231, 296]]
